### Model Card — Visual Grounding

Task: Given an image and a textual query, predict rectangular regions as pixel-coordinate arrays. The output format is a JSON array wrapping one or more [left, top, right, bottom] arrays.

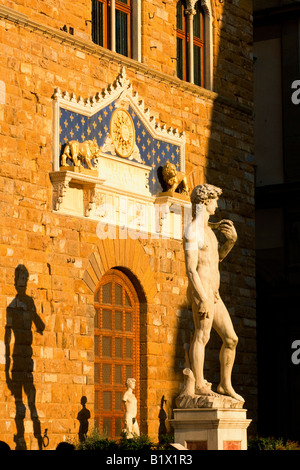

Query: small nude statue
[[122, 378, 139, 438], [162, 161, 189, 196]]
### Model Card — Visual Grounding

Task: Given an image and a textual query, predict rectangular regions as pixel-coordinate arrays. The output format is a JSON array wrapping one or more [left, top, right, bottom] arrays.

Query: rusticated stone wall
[[0, 0, 255, 449]]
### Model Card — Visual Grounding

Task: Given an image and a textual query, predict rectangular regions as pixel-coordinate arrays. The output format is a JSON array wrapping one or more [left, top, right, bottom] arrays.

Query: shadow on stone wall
[[77, 396, 91, 442], [5, 265, 45, 450], [158, 395, 167, 443]]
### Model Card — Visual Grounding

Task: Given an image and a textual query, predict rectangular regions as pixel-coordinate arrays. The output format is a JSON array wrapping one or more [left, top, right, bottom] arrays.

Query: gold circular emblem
[[110, 109, 135, 158]]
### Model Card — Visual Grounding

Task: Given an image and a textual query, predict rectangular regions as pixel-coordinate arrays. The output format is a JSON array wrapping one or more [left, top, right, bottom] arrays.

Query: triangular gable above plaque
[[52, 67, 186, 197]]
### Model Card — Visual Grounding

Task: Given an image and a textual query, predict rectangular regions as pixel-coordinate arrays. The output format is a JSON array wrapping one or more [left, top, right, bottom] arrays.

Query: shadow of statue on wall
[[5, 265, 45, 450], [77, 396, 90, 442], [158, 395, 167, 443]]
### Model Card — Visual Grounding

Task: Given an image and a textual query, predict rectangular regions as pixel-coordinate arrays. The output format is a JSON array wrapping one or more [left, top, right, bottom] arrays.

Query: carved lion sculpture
[[162, 161, 189, 196], [61, 139, 100, 170]]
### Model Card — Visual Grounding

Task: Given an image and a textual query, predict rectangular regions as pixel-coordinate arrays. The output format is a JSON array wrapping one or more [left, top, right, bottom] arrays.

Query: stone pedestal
[[170, 408, 251, 450]]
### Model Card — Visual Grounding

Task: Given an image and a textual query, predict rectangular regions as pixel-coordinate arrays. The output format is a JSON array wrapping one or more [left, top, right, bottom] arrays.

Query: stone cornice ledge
[[0, 4, 252, 116]]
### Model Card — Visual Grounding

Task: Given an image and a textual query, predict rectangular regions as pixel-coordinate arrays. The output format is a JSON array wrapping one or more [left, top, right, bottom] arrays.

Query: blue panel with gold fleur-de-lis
[[59, 101, 181, 196]]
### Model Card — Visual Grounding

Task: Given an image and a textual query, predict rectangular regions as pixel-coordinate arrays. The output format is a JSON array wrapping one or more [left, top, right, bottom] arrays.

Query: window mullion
[[110, 0, 116, 52]]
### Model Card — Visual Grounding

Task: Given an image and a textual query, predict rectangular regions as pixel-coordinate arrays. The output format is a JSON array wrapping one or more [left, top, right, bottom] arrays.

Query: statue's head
[[162, 161, 177, 182], [126, 378, 136, 390], [191, 184, 222, 217], [191, 184, 222, 205], [91, 138, 99, 152]]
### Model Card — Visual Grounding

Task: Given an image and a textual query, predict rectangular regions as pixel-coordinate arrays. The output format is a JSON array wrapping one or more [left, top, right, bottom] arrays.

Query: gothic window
[[94, 269, 140, 438], [92, 0, 141, 60], [176, 0, 187, 82], [176, 0, 205, 86], [193, 3, 205, 87], [92, 0, 107, 48], [115, 0, 131, 57], [176, 0, 213, 90]]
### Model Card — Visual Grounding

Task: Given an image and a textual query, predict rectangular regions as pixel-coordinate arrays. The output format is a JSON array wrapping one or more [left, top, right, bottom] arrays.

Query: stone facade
[[0, 0, 255, 450]]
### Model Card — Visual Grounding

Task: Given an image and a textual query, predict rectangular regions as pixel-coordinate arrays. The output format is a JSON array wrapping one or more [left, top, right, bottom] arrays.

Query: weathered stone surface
[[0, 0, 255, 449]]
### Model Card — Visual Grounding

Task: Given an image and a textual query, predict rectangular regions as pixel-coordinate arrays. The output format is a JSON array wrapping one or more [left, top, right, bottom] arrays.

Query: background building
[[254, 0, 300, 441], [0, 0, 255, 449]]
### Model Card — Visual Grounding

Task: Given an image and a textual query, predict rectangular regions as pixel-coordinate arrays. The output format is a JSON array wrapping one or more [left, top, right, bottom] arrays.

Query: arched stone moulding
[[82, 238, 157, 303]]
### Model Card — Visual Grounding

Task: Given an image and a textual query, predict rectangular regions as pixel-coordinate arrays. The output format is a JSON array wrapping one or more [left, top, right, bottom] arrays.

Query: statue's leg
[[133, 420, 139, 436], [86, 157, 93, 169], [61, 146, 69, 166], [213, 298, 244, 401], [74, 154, 80, 167], [182, 176, 189, 194], [189, 301, 214, 395]]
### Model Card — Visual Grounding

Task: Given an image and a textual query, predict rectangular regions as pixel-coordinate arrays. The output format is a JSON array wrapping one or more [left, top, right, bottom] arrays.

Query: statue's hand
[[219, 220, 237, 243], [198, 299, 210, 319]]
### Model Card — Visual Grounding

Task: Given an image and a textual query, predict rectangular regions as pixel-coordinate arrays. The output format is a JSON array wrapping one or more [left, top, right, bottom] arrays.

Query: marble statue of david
[[184, 184, 244, 402]]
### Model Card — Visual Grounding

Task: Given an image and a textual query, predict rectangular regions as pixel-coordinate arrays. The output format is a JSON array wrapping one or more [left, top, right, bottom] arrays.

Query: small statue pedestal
[[170, 406, 251, 450]]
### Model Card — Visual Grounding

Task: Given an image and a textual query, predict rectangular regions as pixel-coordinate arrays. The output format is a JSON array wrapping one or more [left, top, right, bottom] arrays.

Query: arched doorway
[[94, 268, 140, 438]]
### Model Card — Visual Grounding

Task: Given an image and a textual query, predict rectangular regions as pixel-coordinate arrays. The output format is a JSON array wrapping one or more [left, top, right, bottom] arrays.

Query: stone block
[[170, 408, 251, 450]]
